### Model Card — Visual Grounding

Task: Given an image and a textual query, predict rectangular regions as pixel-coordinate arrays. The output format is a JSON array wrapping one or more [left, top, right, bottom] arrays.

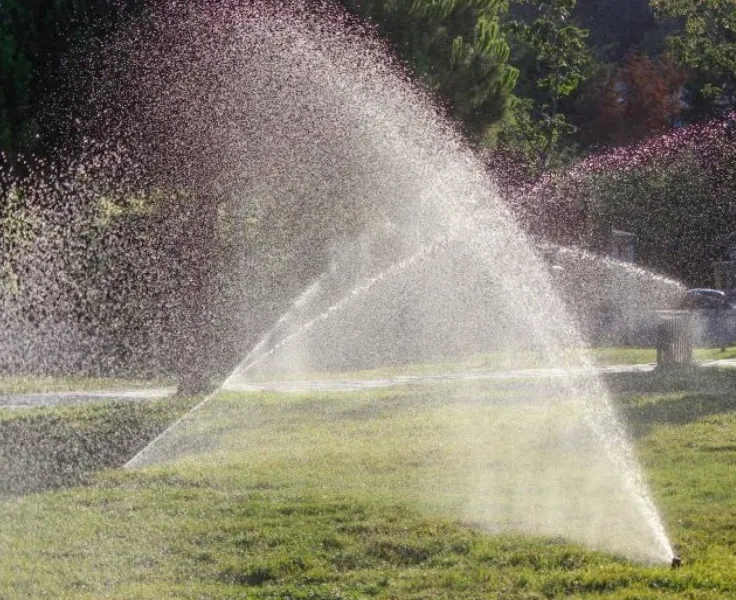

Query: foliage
[[340, 0, 518, 141], [502, 115, 736, 286], [0, 1, 148, 156], [578, 52, 687, 147], [502, 0, 594, 176], [652, 0, 736, 119], [573, 0, 667, 62], [0, 16, 32, 152], [0, 153, 220, 380], [584, 151, 731, 284], [0, 0, 522, 154]]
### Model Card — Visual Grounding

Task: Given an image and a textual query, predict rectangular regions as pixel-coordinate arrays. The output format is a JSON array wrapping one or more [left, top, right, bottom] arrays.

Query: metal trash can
[[656, 311, 693, 367]]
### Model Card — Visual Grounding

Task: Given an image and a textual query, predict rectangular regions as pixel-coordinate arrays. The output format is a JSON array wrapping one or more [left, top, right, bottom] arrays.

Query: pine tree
[[340, 0, 518, 142]]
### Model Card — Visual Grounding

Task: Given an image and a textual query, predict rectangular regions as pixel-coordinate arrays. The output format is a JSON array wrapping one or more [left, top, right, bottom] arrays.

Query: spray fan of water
[[12, 0, 680, 564]]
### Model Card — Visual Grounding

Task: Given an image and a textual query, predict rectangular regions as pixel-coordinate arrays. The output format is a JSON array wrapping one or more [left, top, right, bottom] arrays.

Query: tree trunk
[[174, 191, 217, 396]]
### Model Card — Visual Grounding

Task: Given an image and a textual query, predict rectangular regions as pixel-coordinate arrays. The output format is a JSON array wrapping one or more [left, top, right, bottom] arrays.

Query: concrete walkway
[[3, 358, 735, 407], [0, 387, 176, 409], [222, 362, 660, 393]]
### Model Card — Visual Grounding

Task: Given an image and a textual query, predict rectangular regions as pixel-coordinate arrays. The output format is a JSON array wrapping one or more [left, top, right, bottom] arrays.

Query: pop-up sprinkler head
[[671, 556, 682, 569]]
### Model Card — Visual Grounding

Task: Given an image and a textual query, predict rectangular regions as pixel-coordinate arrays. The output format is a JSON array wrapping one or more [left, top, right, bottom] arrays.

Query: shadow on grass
[[0, 396, 198, 497], [3, 369, 734, 497], [602, 368, 736, 437]]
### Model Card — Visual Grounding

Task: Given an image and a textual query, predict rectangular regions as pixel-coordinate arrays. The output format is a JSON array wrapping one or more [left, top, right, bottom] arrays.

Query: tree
[[502, 0, 594, 176], [2, 0, 517, 153], [0, 0, 148, 157], [584, 151, 731, 285], [0, 5, 33, 157], [340, 0, 518, 142], [577, 52, 686, 147], [573, 0, 666, 62], [652, 0, 736, 119]]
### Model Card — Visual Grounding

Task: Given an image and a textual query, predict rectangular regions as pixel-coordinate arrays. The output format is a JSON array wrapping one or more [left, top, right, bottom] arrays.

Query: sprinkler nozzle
[[671, 556, 682, 569]]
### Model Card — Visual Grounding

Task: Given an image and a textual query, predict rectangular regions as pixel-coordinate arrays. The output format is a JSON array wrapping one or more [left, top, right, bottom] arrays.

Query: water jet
[[4, 0, 680, 566]]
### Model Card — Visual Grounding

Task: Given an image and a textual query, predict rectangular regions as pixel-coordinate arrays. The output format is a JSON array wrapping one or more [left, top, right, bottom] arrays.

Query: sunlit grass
[[241, 346, 736, 383], [4, 347, 729, 394], [693, 346, 736, 361], [1, 372, 736, 598]]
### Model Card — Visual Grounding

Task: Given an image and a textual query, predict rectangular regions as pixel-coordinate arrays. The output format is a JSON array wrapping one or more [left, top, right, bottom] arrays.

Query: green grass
[[1, 371, 736, 598], [0, 396, 199, 496], [0, 346, 732, 392], [242, 346, 736, 383], [693, 346, 736, 361], [593, 345, 736, 365]]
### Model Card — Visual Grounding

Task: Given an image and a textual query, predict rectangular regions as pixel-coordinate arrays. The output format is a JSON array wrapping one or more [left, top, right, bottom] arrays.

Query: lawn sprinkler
[[671, 556, 682, 569]]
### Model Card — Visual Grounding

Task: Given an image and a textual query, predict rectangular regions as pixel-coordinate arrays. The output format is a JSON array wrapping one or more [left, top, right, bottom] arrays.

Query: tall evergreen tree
[[340, 0, 518, 142]]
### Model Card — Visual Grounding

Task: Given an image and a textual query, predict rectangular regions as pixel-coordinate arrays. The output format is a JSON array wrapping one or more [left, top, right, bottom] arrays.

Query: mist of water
[[2, 0, 680, 563]]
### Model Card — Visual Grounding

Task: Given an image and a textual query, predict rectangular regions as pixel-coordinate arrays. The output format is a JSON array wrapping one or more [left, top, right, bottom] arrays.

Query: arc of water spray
[[225, 238, 445, 382], [581, 393, 675, 560], [125, 237, 445, 469], [124, 230, 676, 563], [233, 275, 326, 372]]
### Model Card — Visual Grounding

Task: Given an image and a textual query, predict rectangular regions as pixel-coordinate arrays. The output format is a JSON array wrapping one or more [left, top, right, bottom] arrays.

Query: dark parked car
[[680, 288, 730, 310]]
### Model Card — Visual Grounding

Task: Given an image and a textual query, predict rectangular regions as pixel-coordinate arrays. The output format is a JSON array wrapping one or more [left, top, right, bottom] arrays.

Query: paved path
[[222, 363, 660, 393], [700, 357, 736, 368], [0, 387, 176, 409], [3, 358, 735, 407]]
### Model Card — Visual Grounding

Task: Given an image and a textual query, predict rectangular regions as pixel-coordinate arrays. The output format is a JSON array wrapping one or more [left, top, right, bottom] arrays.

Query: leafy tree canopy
[[652, 0, 736, 118], [0, 0, 146, 158], [341, 0, 519, 142], [575, 52, 686, 148], [501, 0, 594, 176]]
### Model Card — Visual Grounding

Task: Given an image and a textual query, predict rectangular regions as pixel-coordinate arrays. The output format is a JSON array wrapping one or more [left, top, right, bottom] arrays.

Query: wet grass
[[242, 345, 736, 382], [0, 396, 198, 496], [1, 370, 736, 598], [594, 345, 736, 365], [694, 346, 736, 361], [243, 349, 618, 381]]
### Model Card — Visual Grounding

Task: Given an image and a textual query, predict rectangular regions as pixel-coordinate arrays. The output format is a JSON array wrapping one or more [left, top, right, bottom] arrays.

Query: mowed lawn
[[1, 371, 735, 599], [240, 346, 736, 383]]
